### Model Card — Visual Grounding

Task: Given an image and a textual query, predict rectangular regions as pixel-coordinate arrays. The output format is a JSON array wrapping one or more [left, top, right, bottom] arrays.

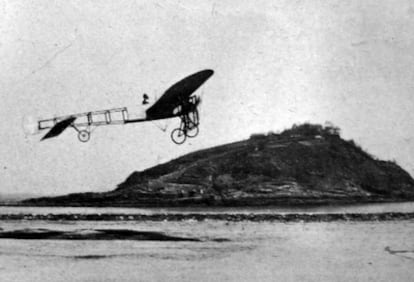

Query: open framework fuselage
[[39, 105, 152, 132]]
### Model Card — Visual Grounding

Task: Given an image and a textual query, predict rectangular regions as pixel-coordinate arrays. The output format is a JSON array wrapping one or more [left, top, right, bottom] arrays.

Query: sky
[[1, 0, 414, 196]]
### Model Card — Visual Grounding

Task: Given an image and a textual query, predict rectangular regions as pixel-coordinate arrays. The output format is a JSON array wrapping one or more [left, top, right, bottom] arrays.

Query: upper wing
[[146, 69, 214, 120], [41, 117, 76, 141]]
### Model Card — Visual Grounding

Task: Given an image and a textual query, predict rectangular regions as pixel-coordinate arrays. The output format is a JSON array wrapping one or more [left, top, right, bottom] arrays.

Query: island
[[22, 123, 414, 207]]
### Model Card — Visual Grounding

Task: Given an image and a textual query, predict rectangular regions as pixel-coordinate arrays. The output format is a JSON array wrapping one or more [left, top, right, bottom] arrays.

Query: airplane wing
[[146, 69, 214, 120], [41, 116, 76, 141]]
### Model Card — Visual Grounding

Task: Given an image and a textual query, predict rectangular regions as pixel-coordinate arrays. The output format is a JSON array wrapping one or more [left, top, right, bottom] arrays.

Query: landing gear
[[170, 109, 200, 144], [186, 125, 199, 138], [78, 130, 90, 142], [188, 109, 199, 127], [171, 128, 186, 144], [182, 109, 199, 138]]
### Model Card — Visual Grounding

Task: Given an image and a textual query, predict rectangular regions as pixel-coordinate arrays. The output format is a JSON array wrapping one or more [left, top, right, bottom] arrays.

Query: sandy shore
[[0, 219, 413, 282]]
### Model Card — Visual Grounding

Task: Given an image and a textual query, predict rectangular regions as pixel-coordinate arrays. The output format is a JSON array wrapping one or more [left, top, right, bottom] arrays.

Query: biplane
[[35, 69, 214, 145]]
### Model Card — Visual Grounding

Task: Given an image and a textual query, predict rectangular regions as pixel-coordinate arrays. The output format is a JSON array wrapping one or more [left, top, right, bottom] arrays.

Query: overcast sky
[[1, 0, 414, 196]]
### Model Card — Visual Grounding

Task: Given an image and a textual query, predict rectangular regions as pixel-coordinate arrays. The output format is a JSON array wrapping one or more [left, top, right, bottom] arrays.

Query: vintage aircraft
[[35, 69, 214, 144]]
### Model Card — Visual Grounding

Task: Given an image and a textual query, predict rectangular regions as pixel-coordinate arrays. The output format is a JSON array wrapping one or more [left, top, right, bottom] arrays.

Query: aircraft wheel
[[186, 125, 199, 138], [78, 130, 90, 142], [171, 128, 186, 145]]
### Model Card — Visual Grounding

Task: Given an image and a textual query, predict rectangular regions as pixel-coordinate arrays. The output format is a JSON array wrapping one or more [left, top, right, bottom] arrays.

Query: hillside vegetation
[[23, 123, 414, 207]]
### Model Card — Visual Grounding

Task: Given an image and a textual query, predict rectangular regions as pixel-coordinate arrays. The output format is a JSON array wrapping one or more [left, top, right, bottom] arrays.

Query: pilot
[[181, 97, 192, 114], [142, 93, 149, 105]]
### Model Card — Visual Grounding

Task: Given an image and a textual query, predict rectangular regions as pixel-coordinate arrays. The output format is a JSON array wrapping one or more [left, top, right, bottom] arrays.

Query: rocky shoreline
[[20, 195, 414, 208], [1, 212, 414, 222]]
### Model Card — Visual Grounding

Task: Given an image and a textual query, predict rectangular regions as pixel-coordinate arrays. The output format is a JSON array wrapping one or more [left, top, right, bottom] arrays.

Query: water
[[2, 201, 414, 215]]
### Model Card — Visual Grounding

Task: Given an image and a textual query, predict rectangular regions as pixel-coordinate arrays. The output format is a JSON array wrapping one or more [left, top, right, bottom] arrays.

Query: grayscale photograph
[[1, 0, 414, 281]]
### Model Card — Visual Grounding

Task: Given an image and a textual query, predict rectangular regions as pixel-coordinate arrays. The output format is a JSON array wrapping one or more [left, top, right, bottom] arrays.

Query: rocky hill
[[23, 124, 414, 207]]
